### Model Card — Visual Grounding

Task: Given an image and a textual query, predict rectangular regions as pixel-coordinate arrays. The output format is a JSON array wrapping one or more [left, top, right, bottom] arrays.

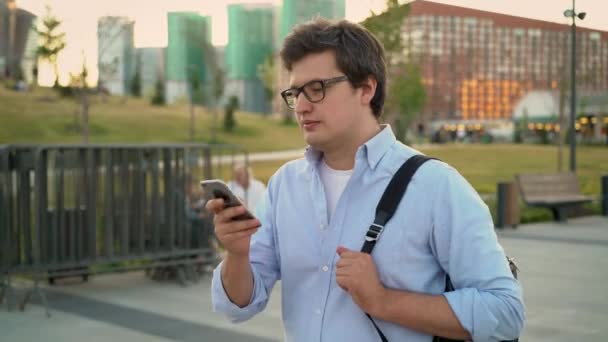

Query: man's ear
[[359, 76, 377, 107]]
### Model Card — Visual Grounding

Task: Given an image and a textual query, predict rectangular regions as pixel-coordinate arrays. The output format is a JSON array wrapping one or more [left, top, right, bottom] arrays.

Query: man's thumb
[[336, 245, 350, 256]]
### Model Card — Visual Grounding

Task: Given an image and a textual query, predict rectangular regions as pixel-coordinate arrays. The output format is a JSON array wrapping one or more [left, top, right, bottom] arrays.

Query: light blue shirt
[[212, 126, 525, 342]]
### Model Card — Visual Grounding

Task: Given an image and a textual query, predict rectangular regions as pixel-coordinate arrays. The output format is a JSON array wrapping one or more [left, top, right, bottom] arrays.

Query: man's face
[[287, 51, 365, 151], [235, 167, 249, 188]]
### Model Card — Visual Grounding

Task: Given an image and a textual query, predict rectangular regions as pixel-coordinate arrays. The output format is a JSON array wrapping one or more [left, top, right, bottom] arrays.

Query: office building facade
[[97, 16, 135, 95], [402, 0, 608, 126], [136, 47, 166, 98], [225, 3, 274, 113], [0, 0, 37, 82], [166, 12, 211, 104]]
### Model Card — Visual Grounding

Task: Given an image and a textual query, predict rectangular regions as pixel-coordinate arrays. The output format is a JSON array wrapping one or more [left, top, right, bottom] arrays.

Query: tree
[[224, 96, 239, 132], [130, 50, 142, 97], [257, 54, 275, 116], [181, 19, 223, 142], [151, 76, 165, 106], [388, 62, 426, 141], [209, 65, 225, 142], [64, 53, 90, 143], [36, 6, 66, 87], [361, 0, 408, 64], [362, 0, 426, 143], [187, 64, 203, 141]]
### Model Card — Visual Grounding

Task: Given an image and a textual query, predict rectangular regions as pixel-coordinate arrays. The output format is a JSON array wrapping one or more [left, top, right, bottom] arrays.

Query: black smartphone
[[200, 179, 255, 221]]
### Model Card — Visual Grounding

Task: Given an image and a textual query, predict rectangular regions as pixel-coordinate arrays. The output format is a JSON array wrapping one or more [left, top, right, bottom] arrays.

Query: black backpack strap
[[361, 155, 435, 254], [360, 154, 436, 342]]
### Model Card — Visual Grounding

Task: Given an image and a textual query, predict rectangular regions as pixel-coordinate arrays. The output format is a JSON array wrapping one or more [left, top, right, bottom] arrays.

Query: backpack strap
[[361, 154, 436, 254], [360, 154, 436, 342]]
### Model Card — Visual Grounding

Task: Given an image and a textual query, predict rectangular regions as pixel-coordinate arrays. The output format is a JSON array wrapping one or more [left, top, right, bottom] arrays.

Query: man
[[226, 163, 266, 214], [208, 19, 524, 342]]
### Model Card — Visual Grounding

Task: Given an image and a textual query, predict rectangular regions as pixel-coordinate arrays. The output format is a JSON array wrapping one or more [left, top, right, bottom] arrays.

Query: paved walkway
[[1, 216, 607, 342]]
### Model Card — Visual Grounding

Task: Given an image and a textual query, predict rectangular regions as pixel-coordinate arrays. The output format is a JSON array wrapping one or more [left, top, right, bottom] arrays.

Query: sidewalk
[[1, 216, 607, 342]]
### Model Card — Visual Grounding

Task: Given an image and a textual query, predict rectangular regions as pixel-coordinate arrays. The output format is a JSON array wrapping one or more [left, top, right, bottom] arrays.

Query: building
[[273, 0, 346, 115], [225, 3, 274, 113], [136, 47, 165, 97], [166, 12, 211, 104], [402, 0, 608, 130], [0, 0, 37, 82], [279, 0, 345, 41], [97, 16, 135, 95], [512, 90, 608, 143]]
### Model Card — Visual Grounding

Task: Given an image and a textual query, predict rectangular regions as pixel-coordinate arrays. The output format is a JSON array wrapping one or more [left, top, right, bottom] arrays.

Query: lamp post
[[563, 1, 586, 172]]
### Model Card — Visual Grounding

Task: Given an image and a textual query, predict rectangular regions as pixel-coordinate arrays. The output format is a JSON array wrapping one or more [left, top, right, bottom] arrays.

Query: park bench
[[515, 172, 592, 222]]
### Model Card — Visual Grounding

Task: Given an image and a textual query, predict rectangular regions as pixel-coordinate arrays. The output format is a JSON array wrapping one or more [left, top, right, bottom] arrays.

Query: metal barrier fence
[[0, 144, 248, 313]]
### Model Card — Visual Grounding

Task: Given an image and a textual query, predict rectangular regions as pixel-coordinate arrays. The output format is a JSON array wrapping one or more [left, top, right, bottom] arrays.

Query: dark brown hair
[[280, 18, 387, 118]]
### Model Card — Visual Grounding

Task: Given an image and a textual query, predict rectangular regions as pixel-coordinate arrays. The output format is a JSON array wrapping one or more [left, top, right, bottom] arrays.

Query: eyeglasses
[[280, 75, 349, 109]]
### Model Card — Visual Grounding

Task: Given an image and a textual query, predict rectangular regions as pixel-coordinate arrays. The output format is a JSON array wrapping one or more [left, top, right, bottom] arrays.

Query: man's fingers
[[336, 258, 354, 269], [215, 205, 252, 223], [336, 275, 349, 292], [205, 198, 224, 213], [215, 218, 261, 235], [336, 246, 361, 259], [221, 226, 259, 243]]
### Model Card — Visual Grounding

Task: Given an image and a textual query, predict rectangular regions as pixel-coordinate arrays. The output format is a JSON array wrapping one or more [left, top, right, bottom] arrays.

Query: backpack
[[359, 155, 519, 342]]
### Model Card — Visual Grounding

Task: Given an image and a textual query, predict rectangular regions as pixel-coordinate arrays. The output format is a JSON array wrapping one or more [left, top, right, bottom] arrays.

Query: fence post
[[602, 175, 608, 217]]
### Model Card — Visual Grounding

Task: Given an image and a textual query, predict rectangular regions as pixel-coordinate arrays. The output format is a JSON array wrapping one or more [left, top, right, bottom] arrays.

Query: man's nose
[[294, 92, 313, 114]]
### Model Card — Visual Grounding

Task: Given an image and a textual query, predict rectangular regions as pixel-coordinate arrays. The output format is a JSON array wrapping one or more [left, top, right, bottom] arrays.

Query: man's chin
[[303, 133, 321, 146]]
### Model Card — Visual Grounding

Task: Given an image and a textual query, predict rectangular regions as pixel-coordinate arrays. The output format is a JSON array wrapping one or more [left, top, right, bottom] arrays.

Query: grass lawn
[[3, 87, 606, 223], [0, 87, 305, 151], [241, 144, 607, 223], [243, 144, 607, 194]]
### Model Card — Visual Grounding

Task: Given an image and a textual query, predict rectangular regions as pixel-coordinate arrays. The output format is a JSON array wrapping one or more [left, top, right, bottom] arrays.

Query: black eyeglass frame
[[280, 75, 349, 109]]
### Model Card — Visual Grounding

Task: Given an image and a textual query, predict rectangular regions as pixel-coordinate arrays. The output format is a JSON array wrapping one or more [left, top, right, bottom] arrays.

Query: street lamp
[[563, 1, 586, 173]]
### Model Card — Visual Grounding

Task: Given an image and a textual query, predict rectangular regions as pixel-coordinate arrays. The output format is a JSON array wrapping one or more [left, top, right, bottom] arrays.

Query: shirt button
[[320, 224, 326, 230], [322, 265, 329, 272], [315, 309, 322, 315]]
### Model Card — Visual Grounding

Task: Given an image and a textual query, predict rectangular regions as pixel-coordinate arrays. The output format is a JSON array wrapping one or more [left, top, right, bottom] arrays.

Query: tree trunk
[[189, 102, 195, 142], [212, 107, 218, 143], [52, 60, 60, 87], [81, 89, 89, 144]]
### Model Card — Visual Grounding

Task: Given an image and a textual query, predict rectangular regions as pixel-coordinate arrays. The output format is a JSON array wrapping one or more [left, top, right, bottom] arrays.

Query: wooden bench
[[515, 173, 592, 222]]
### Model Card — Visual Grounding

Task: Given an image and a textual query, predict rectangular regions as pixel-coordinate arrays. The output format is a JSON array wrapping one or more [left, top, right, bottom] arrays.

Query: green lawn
[[242, 144, 607, 194], [0, 87, 305, 151], [242, 144, 607, 223], [3, 87, 607, 223]]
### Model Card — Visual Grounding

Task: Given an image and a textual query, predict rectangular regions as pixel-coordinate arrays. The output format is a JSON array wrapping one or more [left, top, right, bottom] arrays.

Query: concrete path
[[1, 216, 607, 341]]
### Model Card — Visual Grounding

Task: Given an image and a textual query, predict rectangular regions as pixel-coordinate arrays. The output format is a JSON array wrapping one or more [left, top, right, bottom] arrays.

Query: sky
[[16, 0, 608, 86]]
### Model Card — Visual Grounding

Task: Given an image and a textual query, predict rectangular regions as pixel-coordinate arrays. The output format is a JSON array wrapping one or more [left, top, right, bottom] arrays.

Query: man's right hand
[[206, 198, 261, 258]]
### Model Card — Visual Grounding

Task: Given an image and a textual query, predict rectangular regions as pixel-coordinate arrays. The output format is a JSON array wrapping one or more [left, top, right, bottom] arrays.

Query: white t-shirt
[[319, 159, 353, 220], [227, 178, 267, 214]]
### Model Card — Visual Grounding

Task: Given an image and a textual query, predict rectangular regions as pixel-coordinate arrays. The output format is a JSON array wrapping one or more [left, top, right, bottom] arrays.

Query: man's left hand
[[336, 246, 386, 315]]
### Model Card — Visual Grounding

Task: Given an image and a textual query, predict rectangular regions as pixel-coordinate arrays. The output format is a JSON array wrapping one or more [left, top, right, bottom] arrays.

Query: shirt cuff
[[211, 261, 266, 323], [444, 288, 499, 341]]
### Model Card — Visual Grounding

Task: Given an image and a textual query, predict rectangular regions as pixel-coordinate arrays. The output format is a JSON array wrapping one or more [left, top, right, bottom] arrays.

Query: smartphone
[[200, 179, 255, 221]]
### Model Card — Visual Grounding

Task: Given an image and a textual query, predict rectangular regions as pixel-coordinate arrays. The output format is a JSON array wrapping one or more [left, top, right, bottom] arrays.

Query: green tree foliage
[[361, 0, 426, 142], [257, 54, 276, 115], [36, 6, 66, 87], [388, 62, 426, 141], [224, 95, 239, 132], [151, 76, 166, 106], [131, 51, 142, 97]]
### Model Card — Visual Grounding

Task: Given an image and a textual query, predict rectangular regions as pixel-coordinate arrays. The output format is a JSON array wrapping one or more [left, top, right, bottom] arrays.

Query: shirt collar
[[303, 124, 396, 171], [358, 124, 396, 171]]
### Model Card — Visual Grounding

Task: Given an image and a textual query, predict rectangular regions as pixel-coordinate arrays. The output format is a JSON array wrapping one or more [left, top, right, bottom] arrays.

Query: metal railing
[[0, 143, 248, 313]]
